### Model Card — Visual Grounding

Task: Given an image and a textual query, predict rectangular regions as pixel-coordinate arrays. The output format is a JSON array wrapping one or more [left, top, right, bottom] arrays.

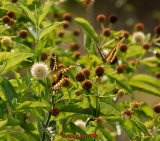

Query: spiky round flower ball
[[153, 104, 160, 113], [118, 89, 125, 96], [62, 13, 72, 22], [134, 23, 144, 31], [74, 52, 81, 59], [122, 108, 133, 119], [83, 80, 92, 90], [95, 66, 104, 77], [102, 28, 111, 37], [116, 65, 124, 73], [8, 19, 16, 26], [31, 62, 49, 80], [131, 101, 141, 110], [63, 20, 70, 29], [75, 89, 82, 96], [142, 42, 150, 50], [70, 42, 80, 51], [19, 30, 28, 38], [97, 14, 106, 23], [64, 74, 69, 78], [129, 60, 136, 66], [41, 52, 48, 61], [73, 28, 80, 36], [132, 32, 145, 45], [155, 72, 160, 79], [1, 36, 12, 47], [82, 0, 94, 7], [113, 87, 120, 94], [74, 120, 85, 129], [58, 31, 64, 37], [2, 16, 10, 24], [154, 25, 160, 35], [120, 43, 128, 52], [75, 72, 86, 82], [7, 11, 16, 18], [108, 14, 118, 24], [121, 64, 127, 71], [11, 0, 18, 3], [158, 61, 160, 67], [63, 78, 70, 87], [82, 68, 91, 78], [122, 31, 130, 39], [51, 108, 60, 117]]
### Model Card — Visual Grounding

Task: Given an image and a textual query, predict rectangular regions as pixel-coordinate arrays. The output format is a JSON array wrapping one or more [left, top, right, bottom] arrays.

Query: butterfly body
[[95, 37, 125, 65], [50, 53, 78, 91]]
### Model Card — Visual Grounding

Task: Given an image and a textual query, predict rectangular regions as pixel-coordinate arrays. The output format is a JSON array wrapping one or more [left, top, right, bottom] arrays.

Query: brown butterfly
[[49, 53, 78, 91], [94, 37, 125, 64]]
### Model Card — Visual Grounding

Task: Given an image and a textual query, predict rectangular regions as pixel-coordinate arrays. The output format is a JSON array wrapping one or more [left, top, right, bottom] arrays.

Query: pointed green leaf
[[0, 4, 22, 14], [0, 97, 8, 119]]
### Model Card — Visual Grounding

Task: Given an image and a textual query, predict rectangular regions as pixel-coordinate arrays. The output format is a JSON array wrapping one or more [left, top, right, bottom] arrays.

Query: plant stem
[[60, 117, 73, 135], [94, 127, 98, 141], [153, 123, 160, 134], [96, 77, 100, 117]]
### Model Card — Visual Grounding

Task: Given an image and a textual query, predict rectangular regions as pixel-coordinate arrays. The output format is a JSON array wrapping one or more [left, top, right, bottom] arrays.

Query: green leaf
[[0, 97, 8, 119], [102, 84, 116, 96], [131, 119, 148, 135], [99, 123, 116, 141], [17, 2, 36, 25], [9, 132, 31, 141], [0, 119, 8, 129], [129, 81, 160, 97], [75, 18, 99, 43], [37, 2, 52, 26], [0, 52, 17, 64], [123, 127, 135, 140], [0, 4, 22, 14], [2, 53, 34, 73], [0, 76, 17, 105], [15, 101, 49, 110], [39, 22, 63, 40], [131, 74, 160, 88], [7, 118, 20, 126]]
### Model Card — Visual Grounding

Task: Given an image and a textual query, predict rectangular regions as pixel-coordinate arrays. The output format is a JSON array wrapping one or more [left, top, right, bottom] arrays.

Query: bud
[[119, 43, 128, 52], [118, 89, 125, 96], [63, 20, 70, 29], [1, 36, 12, 47], [51, 108, 60, 117], [2, 16, 10, 24], [116, 65, 124, 73], [97, 14, 106, 23], [58, 31, 64, 37], [83, 80, 92, 90], [63, 78, 70, 87], [122, 31, 130, 39], [142, 42, 150, 50], [75, 89, 82, 96], [41, 52, 48, 61], [62, 13, 72, 22], [82, 68, 91, 78], [131, 101, 141, 110], [134, 23, 144, 31], [19, 30, 28, 38], [7, 11, 16, 18], [73, 29, 80, 36], [113, 87, 120, 94], [102, 28, 111, 37], [70, 42, 80, 51], [129, 60, 136, 66], [153, 104, 160, 113], [75, 72, 86, 82], [74, 52, 81, 59], [95, 66, 104, 77], [108, 14, 118, 24]]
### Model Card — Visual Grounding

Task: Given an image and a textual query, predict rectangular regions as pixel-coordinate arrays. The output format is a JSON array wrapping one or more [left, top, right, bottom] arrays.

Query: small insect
[[49, 53, 78, 91], [94, 37, 125, 64]]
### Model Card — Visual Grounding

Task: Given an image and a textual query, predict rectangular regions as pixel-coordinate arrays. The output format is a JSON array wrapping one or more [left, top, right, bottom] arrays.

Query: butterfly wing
[[59, 65, 78, 73], [106, 37, 125, 64], [94, 42, 106, 61], [50, 53, 58, 71]]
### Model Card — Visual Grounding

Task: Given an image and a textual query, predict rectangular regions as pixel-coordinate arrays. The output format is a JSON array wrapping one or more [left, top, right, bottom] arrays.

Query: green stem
[[60, 117, 73, 135], [96, 77, 100, 117], [153, 123, 160, 134], [94, 127, 98, 141]]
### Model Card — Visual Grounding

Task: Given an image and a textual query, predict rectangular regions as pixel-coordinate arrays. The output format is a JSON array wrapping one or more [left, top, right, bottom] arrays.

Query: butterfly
[[94, 37, 125, 64], [49, 53, 78, 91]]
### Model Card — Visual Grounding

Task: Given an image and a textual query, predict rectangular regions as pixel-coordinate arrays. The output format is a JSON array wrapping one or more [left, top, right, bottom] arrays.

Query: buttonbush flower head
[[74, 52, 81, 59], [74, 120, 85, 129], [102, 28, 111, 37], [58, 31, 64, 37], [122, 31, 130, 38], [155, 72, 160, 79], [132, 31, 145, 44], [2, 16, 10, 24], [7, 11, 16, 18], [95, 66, 104, 77], [1, 36, 13, 47], [82, 68, 91, 78], [134, 23, 144, 31], [62, 13, 72, 22], [129, 60, 136, 66], [82, 0, 94, 7], [142, 42, 150, 50], [116, 65, 124, 73], [73, 28, 80, 36], [119, 43, 128, 52], [97, 14, 106, 23], [31, 62, 49, 80], [154, 25, 160, 35], [64, 74, 69, 78], [70, 42, 80, 51], [75, 72, 86, 82], [11, 0, 18, 3], [118, 89, 125, 96], [19, 30, 28, 38], [83, 80, 92, 90], [75, 89, 82, 96], [8, 19, 16, 26], [153, 104, 160, 113], [131, 101, 141, 110], [122, 108, 133, 119], [121, 64, 127, 71], [63, 78, 70, 87], [51, 108, 60, 117], [63, 20, 70, 29], [113, 87, 120, 94], [108, 14, 118, 24], [40, 52, 48, 61]]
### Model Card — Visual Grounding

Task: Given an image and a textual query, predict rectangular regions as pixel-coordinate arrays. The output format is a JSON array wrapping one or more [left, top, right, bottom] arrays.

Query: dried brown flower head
[[74, 52, 81, 59], [120, 43, 128, 52], [116, 65, 124, 73], [51, 108, 60, 117], [135, 23, 144, 31], [122, 108, 133, 119], [97, 14, 106, 23], [102, 28, 111, 37], [63, 78, 70, 87], [142, 42, 150, 50], [19, 30, 28, 38], [155, 72, 160, 79], [83, 80, 92, 90], [82, 68, 91, 78], [108, 14, 118, 24], [70, 42, 80, 51], [7, 11, 16, 18], [95, 66, 104, 77], [73, 29, 80, 36], [75, 72, 86, 82], [2, 16, 10, 24], [62, 13, 72, 22]]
